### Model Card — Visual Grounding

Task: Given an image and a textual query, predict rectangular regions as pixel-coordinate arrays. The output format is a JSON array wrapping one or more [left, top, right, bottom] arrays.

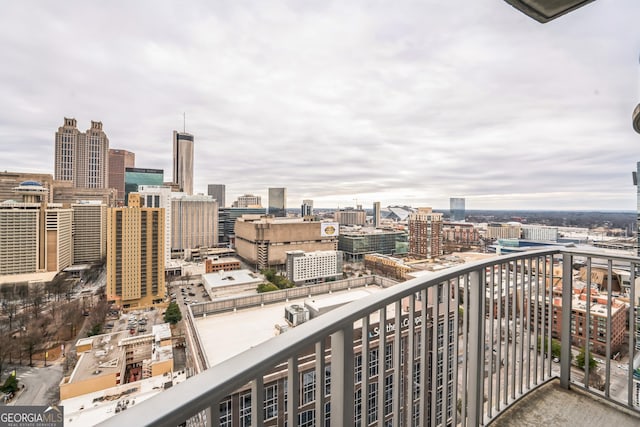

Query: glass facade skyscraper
[[268, 187, 286, 217], [124, 167, 163, 205]]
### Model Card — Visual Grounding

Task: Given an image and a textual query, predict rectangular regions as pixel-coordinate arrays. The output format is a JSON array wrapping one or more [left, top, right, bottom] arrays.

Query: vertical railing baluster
[[605, 259, 612, 398], [378, 306, 386, 425], [585, 257, 591, 389], [393, 300, 401, 427], [442, 280, 451, 426], [420, 289, 429, 427], [315, 341, 325, 426], [627, 263, 636, 407], [503, 262, 510, 406], [511, 260, 517, 401], [468, 269, 485, 427], [546, 255, 553, 379], [251, 376, 264, 427], [496, 263, 504, 411], [330, 327, 354, 425], [526, 257, 532, 390], [533, 256, 540, 385], [461, 273, 469, 426], [407, 293, 416, 427], [487, 265, 495, 419], [518, 258, 525, 396], [560, 253, 573, 389], [451, 281, 460, 427], [287, 357, 299, 427], [361, 315, 369, 427], [431, 284, 440, 427]]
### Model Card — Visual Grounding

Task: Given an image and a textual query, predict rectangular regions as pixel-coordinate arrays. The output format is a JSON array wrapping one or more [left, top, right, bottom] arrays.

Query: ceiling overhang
[[503, 0, 597, 23]]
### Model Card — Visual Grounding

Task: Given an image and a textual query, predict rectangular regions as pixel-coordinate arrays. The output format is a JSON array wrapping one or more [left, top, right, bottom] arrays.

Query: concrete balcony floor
[[491, 380, 640, 426]]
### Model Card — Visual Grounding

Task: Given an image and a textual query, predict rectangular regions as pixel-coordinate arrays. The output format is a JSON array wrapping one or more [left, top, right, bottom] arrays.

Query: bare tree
[[0, 332, 11, 381], [29, 282, 45, 319], [22, 324, 43, 367]]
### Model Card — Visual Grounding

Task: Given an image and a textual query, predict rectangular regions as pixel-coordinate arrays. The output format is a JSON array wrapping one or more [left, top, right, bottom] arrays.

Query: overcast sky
[[1, 1, 639, 211]]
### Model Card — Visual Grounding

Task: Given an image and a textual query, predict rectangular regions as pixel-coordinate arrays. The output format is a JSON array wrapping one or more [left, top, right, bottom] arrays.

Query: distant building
[[106, 193, 165, 310], [364, 254, 412, 280], [72, 202, 107, 264], [124, 167, 163, 205], [285, 250, 343, 285], [521, 225, 559, 242], [52, 181, 117, 207], [232, 194, 262, 208], [55, 118, 109, 189], [205, 257, 241, 273], [218, 207, 267, 244], [442, 222, 479, 245], [0, 172, 54, 203], [487, 222, 522, 240], [138, 185, 172, 264], [173, 131, 194, 195], [235, 216, 338, 270], [171, 193, 218, 259], [0, 181, 73, 275], [449, 197, 465, 221], [373, 201, 381, 227], [268, 187, 287, 217], [334, 206, 366, 226], [108, 149, 135, 204], [301, 199, 313, 218], [380, 205, 416, 223], [408, 207, 443, 259], [207, 184, 226, 208], [339, 228, 408, 261]]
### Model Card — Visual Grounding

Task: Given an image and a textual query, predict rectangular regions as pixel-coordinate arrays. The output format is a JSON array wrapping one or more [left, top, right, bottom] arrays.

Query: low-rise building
[[205, 257, 241, 273], [338, 228, 408, 261], [285, 250, 343, 285]]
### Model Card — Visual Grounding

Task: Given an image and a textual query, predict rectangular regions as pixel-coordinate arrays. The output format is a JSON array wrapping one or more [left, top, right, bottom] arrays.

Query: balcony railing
[[99, 248, 639, 426]]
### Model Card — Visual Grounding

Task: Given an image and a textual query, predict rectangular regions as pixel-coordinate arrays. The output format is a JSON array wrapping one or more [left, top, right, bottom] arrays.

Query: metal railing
[[99, 248, 639, 426]]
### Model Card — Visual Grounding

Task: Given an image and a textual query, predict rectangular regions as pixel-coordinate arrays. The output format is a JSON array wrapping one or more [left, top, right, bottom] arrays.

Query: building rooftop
[[193, 286, 385, 367], [68, 332, 126, 384], [203, 269, 263, 291]]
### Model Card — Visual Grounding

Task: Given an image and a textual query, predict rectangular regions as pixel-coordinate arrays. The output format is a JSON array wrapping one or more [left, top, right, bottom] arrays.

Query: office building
[[171, 193, 218, 259], [301, 199, 313, 218], [173, 131, 194, 195], [521, 224, 559, 242], [138, 185, 172, 264], [55, 118, 109, 189], [205, 257, 241, 273], [449, 197, 465, 222], [373, 201, 381, 227], [108, 149, 135, 204], [0, 172, 54, 203], [52, 181, 117, 207], [124, 168, 163, 205], [408, 207, 443, 259], [235, 216, 339, 270], [334, 206, 366, 226], [486, 222, 522, 240], [218, 207, 267, 244], [232, 194, 262, 208], [207, 184, 226, 208], [285, 250, 343, 285], [72, 201, 107, 264], [442, 222, 479, 246], [0, 181, 73, 275], [268, 187, 286, 217], [106, 193, 165, 310], [364, 253, 412, 280], [339, 228, 408, 261]]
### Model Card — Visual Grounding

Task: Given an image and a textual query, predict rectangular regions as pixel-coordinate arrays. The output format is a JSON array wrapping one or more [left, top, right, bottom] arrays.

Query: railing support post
[[560, 253, 573, 389], [468, 269, 484, 426], [330, 326, 354, 425]]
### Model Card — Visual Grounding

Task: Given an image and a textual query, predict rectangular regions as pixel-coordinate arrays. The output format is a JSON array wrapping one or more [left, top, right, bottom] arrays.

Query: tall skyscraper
[[373, 201, 381, 227], [72, 201, 107, 264], [171, 193, 218, 258], [207, 184, 226, 208], [301, 199, 313, 217], [108, 149, 135, 204], [408, 207, 443, 259], [268, 187, 286, 217], [449, 197, 466, 222], [55, 118, 109, 189], [106, 193, 165, 310], [173, 131, 194, 195]]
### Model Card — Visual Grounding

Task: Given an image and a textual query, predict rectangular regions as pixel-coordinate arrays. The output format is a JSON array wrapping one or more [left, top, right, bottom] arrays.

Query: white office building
[[138, 185, 172, 263], [285, 250, 343, 285]]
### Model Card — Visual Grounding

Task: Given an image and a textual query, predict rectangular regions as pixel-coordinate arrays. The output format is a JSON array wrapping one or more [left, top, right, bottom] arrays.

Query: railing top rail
[[98, 246, 639, 426]]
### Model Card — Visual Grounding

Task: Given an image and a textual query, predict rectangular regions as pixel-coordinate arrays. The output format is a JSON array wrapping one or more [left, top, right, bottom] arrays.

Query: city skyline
[[1, 1, 640, 210]]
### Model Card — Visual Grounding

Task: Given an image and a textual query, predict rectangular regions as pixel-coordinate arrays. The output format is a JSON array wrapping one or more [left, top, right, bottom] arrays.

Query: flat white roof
[[203, 269, 262, 289], [194, 287, 383, 367]]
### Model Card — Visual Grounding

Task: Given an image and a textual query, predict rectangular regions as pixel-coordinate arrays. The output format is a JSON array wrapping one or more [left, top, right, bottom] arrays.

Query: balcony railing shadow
[[98, 248, 640, 426]]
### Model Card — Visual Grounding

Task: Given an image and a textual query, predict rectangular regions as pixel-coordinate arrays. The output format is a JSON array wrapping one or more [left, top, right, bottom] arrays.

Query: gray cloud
[[1, 0, 639, 210]]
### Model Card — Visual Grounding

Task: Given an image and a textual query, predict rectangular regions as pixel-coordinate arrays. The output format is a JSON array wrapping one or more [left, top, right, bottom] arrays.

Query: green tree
[[576, 347, 597, 371], [87, 323, 103, 337], [164, 302, 182, 325], [257, 283, 279, 293], [537, 337, 562, 358], [1, 372, 18, 393]]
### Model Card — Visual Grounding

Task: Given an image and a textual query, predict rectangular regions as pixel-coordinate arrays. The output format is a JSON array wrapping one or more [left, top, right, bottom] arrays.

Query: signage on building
[[321, 222, 339, 237]]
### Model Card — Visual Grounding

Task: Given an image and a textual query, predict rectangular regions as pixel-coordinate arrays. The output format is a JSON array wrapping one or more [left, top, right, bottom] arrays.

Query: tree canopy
[[164, 302, 182, 325]]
